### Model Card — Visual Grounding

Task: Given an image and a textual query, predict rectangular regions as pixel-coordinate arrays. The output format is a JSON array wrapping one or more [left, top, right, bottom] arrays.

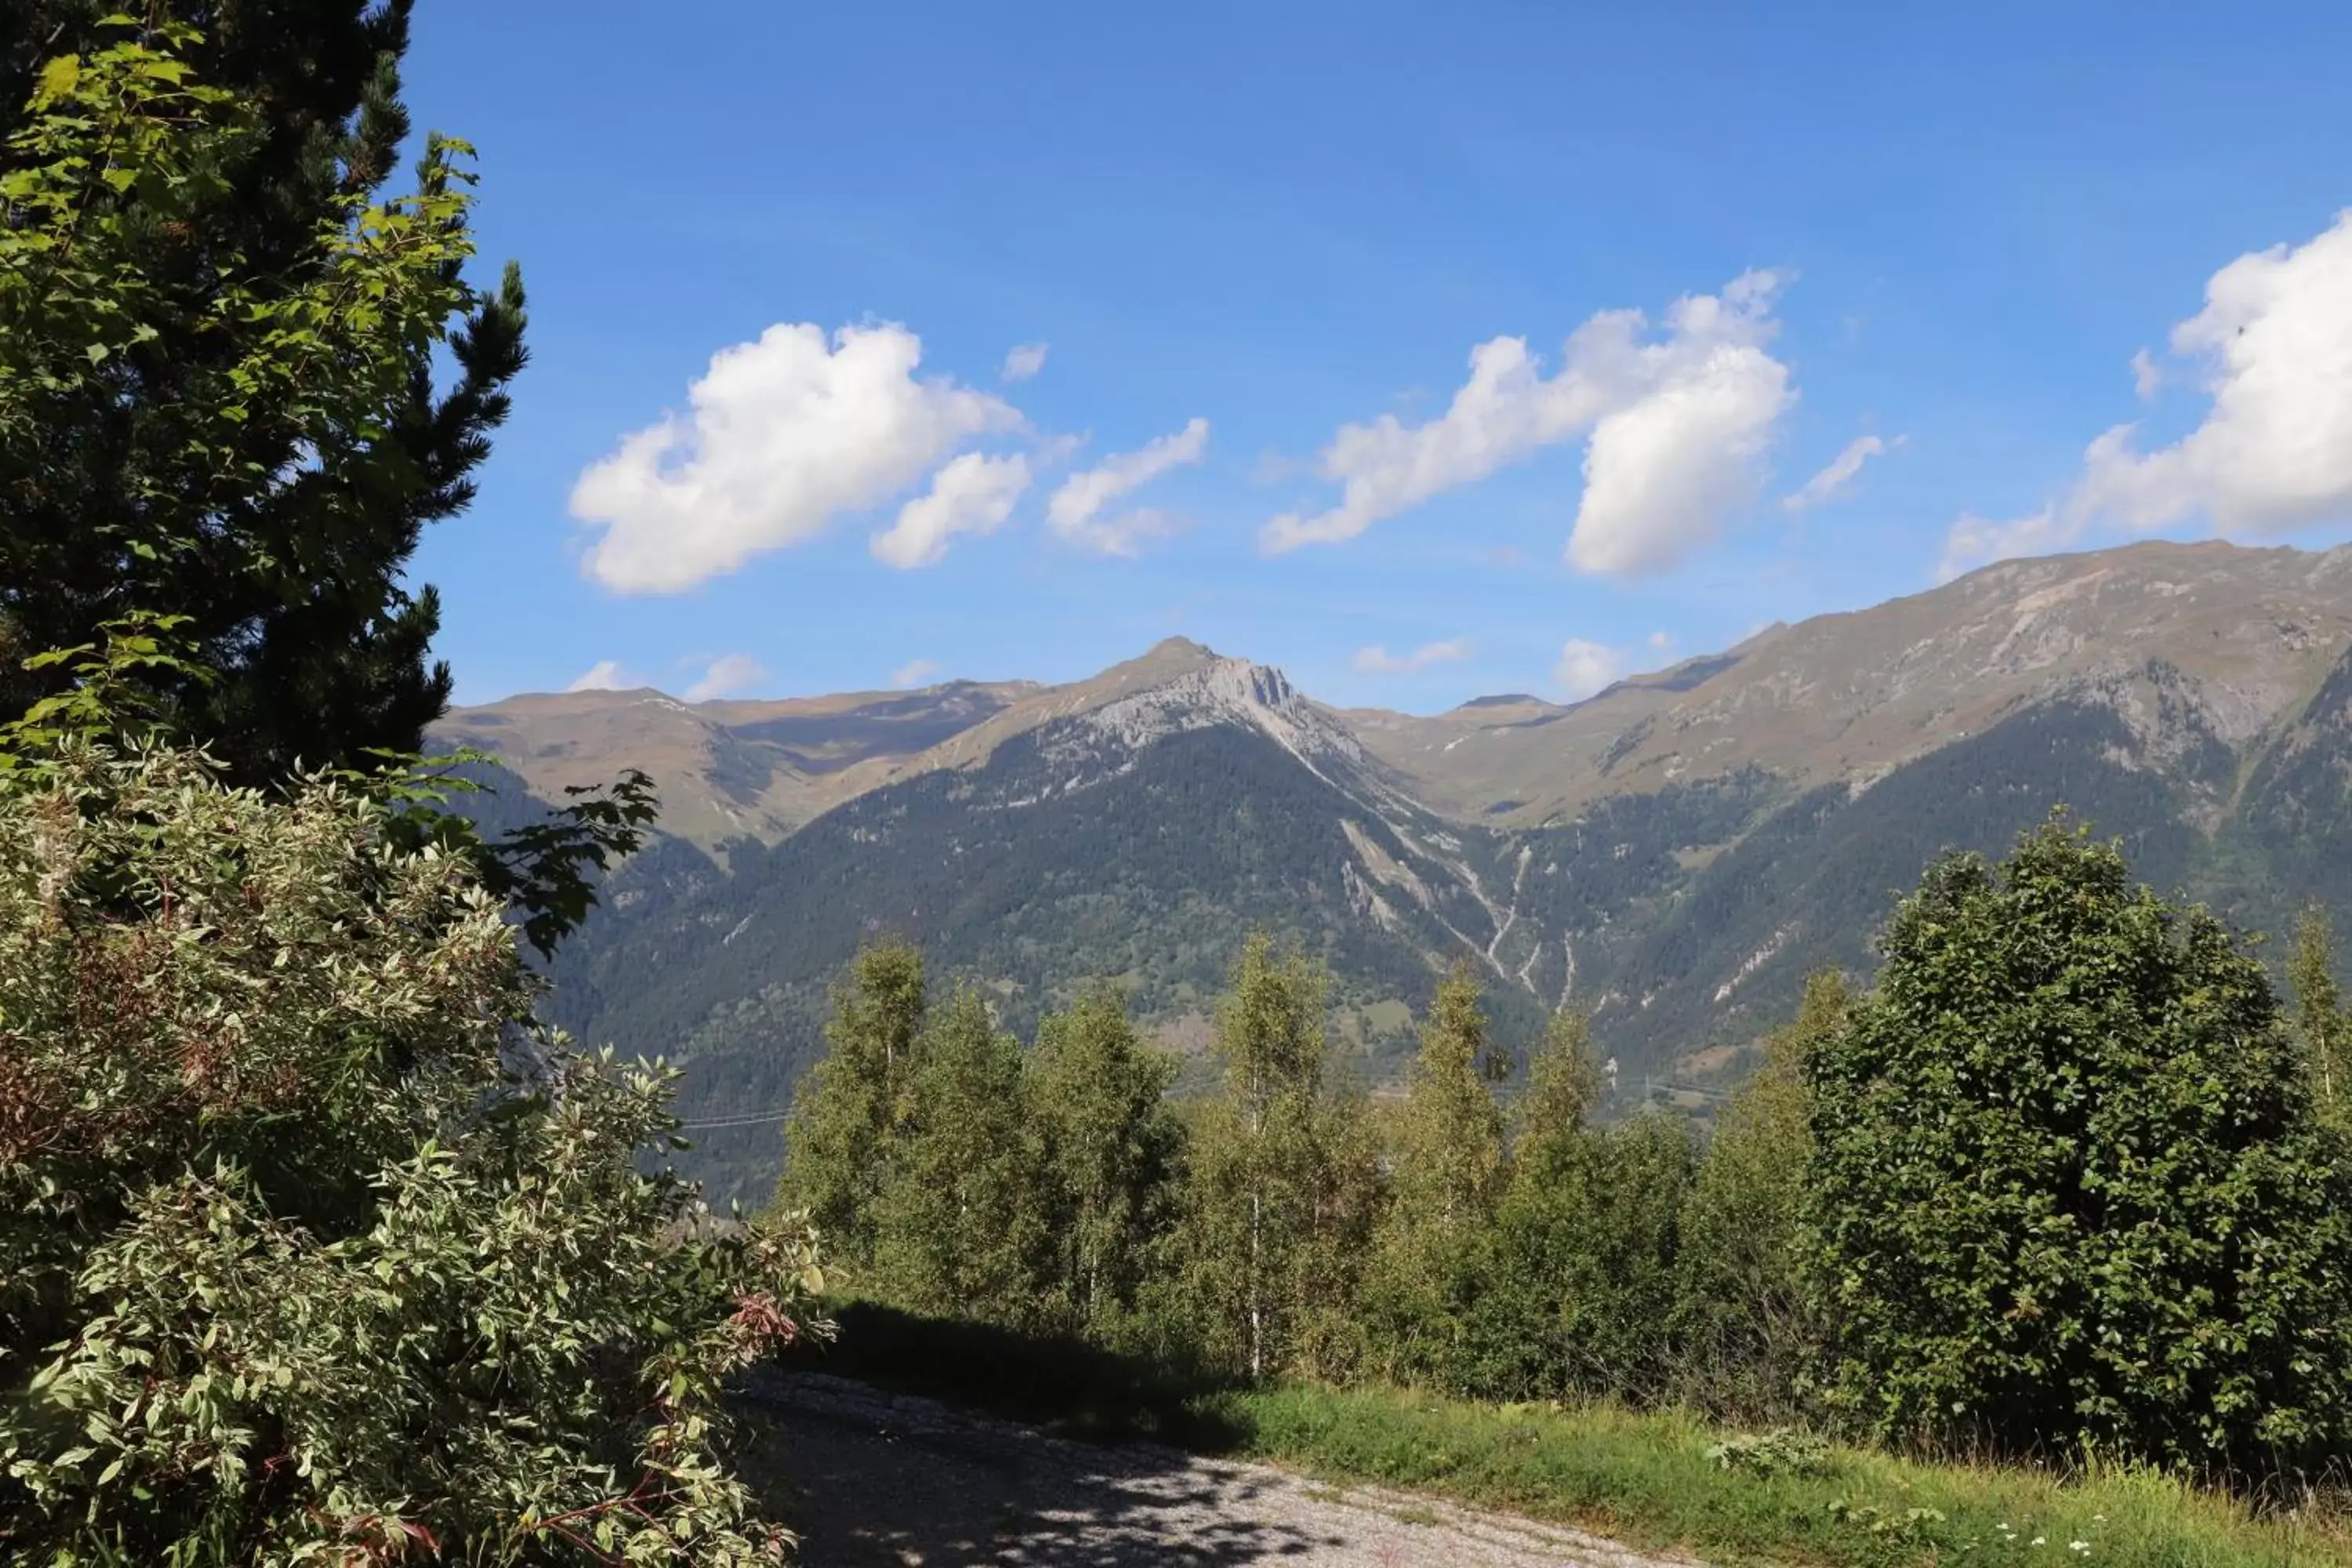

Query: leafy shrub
[[0, 741, 828, 1564], [1671, 971, 1843, 1421], [1475, 1108, 1694, 1401], [1706, 1428, 1834, 1479], [1803, 818, 2352, 1472]]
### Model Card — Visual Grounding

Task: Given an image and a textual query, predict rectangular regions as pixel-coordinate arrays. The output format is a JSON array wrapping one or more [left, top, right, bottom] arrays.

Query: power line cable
[[675, 1108, 794, 1130]]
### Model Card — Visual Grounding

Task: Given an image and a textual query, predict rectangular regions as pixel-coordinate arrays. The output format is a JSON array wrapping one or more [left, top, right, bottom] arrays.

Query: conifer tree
[[0, 4, 527, 780], [1174, 934, 1374, 1380], [1673, 969, 1844, 1417], [776, 942, 927, 1268], [1362, 964, 1507, 1382], [1028, 987, 1182, 1342], [2289, 903, 2347, 1126], [869, 988, 1051, 1325]]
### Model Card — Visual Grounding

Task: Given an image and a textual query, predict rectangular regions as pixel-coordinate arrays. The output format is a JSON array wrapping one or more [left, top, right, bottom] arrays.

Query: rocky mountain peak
[[1074, 655, 1364, 772], [1099, 636, 1221, 685], [443, 539, 2352, 858]]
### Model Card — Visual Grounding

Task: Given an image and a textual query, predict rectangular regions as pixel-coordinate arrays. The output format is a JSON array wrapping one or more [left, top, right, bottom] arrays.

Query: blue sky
[[401, 2, 2352, 711]]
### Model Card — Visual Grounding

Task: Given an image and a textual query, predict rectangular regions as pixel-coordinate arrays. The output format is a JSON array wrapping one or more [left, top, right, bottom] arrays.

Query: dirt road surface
[[740, 1371, 1693, 1568]]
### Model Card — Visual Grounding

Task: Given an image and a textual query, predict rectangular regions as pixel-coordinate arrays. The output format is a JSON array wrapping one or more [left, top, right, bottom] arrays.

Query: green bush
[[1472, 1109, 1694, 1402], [0, 742, 828, 1563], [1671, 970, 1844, 1420], [1803, 819, 2352, 1472]]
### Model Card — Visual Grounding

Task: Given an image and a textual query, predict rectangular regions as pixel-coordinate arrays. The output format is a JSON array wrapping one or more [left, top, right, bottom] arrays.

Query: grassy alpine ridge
[[806, 1305, 2352, 1568], [518, 633, 2352, 1207], [426, 546, 2352, 1210]]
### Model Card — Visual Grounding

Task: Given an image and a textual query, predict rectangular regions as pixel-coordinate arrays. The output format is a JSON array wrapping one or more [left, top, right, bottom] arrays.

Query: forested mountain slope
[[442, 540, 2352, 1203]]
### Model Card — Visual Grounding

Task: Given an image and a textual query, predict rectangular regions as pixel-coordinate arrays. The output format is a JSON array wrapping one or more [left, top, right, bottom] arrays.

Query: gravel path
[[739, 1371, 1695, 1568]]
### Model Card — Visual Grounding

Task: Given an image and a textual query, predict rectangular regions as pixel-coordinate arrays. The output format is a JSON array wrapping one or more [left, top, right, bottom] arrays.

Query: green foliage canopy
[[1480, 1105, 1694, 1403], [1803, 820, 2352, 1470], [1028, 986, 1184, 1343], [1672, 970, 1843, 1417], [776, 941, 927, 1270], [1360, 964, 1507, 1385], [1174, 934, 1380, 1381], [868, 988, 1052, 1324], [0, 736, 828, 1564], [0, 9, 524, 781]]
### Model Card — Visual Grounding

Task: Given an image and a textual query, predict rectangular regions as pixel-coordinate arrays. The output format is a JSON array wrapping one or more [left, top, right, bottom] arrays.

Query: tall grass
[[1223, 1382, 2347, 1567]]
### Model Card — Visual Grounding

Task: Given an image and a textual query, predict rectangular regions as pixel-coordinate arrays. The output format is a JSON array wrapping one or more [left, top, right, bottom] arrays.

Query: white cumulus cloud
[[1553, 638, 1627, 701], [1352, 637, 1473, 675], [870, 451, 1033, 568], [1783, 434, 1899, 511], [1262, 271, 1794, 575], [1002, 342, 1049, 382], [571, 321, 1020, 593], [2078, 212, 2352, 536], [565, 659, 637, 692], [684, 653, 766, 702], [1941, 210, 2352, 578], [891, 659, 941, 688], [1047, 417, 1210, 556]]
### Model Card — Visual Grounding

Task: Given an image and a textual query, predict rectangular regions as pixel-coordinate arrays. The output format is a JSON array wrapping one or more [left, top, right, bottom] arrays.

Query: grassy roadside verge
[[1221, 1381, 2342, 1567], [789, 1304, 2350, 1567]]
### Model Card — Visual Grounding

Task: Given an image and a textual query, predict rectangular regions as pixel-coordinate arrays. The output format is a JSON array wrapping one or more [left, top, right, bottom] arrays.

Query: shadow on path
[[738, 1371, 1346, 1566]]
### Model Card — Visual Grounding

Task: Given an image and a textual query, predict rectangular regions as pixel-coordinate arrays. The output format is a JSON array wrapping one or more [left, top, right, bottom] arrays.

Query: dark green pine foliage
[[0, 2, 524, 781], [1804, 818, 2352, 1472]]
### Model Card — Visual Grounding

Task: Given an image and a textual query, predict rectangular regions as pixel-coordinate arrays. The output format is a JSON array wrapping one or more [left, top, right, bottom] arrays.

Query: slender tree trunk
[[1247, 1062, 1266, 1380], [1248, 1187, 1264, 1379]]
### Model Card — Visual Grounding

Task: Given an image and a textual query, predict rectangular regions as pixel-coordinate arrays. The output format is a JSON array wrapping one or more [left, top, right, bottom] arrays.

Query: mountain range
[[441, 539, 2352, 1204]]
